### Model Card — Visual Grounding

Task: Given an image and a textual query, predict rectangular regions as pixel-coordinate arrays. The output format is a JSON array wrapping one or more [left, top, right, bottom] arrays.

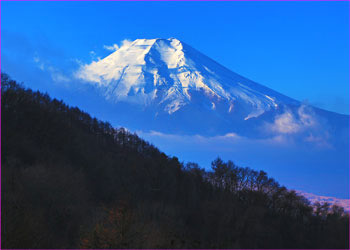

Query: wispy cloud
[[74, 60, 104, 84], [137, 115, 333, 155], [120, 39, 132, 47], [50, 70, 70, 83], [270, 111, 301, 134], [33, 55, 70, 83], [103, 39, 132, 52], [262, 105, 332, 148], [103, 43, 119, 51], [265, 105, 320, 134], [134, 122, 346, 198], [138, 130, 293, 150], [267, 105, 319, 134], [75, 39, 132, 85], [89, 51, 101, 61]]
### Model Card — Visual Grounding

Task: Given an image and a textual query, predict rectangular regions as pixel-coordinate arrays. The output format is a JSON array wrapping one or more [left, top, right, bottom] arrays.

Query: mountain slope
[[77, 38, 299, 117], [76, 38, 348, 142]]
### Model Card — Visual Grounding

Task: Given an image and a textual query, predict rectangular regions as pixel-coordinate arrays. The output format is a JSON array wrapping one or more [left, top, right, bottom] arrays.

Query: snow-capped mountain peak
[[74, 38, 349, 208], [77, 38, 297, 117]]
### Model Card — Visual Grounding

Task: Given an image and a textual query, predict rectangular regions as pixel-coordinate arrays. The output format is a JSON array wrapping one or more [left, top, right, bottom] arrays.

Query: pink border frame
[[0, 0, 348, 249]]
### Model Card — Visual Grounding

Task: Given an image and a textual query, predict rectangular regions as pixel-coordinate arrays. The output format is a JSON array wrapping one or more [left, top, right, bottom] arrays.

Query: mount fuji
[[76, 38, 348, 145], [73, 37, 350, 199]]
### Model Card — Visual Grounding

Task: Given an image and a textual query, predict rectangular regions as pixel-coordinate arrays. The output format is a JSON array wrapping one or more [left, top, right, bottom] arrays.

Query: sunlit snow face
[[75, 38, 285, 117]]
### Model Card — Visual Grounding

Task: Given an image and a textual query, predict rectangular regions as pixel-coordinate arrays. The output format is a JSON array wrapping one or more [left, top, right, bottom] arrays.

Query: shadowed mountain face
[[76, 38, 348, 145]]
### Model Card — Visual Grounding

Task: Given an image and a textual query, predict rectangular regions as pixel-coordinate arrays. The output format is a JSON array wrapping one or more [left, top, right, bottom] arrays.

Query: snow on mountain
[[75, 38, 349, 200], [76, 38, 348, 141], [295, 190, 349, 212], [76, 38, 298, 119]]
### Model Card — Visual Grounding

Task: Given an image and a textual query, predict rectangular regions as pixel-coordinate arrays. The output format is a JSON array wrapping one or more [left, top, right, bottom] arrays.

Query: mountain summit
[[77, 38, 348, 140], [77, 38, 298, 119]]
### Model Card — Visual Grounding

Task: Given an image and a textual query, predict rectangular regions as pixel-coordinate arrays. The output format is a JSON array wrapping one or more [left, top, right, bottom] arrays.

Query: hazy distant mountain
[[295, 190, 349, 212]]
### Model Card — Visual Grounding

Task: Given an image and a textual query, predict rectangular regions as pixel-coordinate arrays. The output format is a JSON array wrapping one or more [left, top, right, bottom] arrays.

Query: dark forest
[[1, 73, 348, 249]]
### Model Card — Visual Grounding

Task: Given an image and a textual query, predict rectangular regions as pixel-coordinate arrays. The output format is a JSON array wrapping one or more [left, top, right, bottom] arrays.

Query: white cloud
[[103, 39, 132, 52], [138, 130, 287, 149], [298, 105, 317, 127], [75, 38, 132, 85], [74, 60, 103, 84], [103, 43, 119, 51], [121, 39, 132, 47], [271, 111, 301, 134], [267, 105, 319, 135], [262, 105, 332, 148]]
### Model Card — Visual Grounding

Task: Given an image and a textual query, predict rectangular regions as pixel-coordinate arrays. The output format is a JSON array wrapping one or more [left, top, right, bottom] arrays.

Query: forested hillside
[[1, 73, 348, 249]]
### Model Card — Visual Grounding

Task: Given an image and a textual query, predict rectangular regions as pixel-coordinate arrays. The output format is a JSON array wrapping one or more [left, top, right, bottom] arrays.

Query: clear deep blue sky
[[1, 1, 349, 114]]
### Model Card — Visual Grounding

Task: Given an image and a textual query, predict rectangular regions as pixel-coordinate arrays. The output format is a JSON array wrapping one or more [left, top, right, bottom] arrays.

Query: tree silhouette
[[1, 73, 348, 249]]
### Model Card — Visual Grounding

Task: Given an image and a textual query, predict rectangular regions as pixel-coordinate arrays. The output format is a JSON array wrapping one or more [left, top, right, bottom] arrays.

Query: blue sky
[[2, 1, 349, 114], [1, 1, 349, 198]]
